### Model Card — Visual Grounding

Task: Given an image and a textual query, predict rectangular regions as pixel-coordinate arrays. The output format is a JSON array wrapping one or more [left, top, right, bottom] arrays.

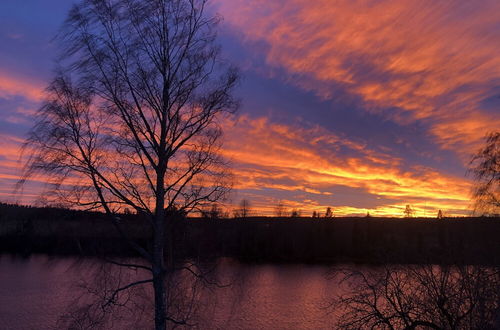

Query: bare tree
[[235, 199, 250, 218], [468, 132, 500, 215], [333, 265, 500, 329], [201, 203, 223, 219], [404, 204, 414, 218], [20, 0, 239, 328], [274, 200, 287, 217]]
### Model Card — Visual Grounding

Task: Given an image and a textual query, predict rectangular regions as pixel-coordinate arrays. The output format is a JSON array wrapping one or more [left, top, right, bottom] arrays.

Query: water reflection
[[0, 256, 343, 329], [331, 264, 500, 329], [1, 256, 498, 329]]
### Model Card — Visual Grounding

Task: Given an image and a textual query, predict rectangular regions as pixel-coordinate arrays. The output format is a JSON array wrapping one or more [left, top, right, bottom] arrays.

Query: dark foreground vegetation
[[1, 203, 499, 265]]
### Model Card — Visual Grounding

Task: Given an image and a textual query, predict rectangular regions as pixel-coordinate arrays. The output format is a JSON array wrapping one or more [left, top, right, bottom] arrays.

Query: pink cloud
[[0, 71, 44, 101], [214, 0, 500, 154]]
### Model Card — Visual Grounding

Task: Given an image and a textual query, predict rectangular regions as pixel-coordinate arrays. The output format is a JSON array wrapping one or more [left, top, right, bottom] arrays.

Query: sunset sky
[[1, 0, 499, 217]]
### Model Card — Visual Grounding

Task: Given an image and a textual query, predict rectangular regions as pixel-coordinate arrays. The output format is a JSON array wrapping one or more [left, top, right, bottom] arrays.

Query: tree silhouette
[[437, 209, 444, 219], [468, 132, 500, 215], [274, 200, 287, 217], [325, 207, 333, 218], [236, 199, 250, 218], [404, 204, 414, 218], [202, 203, 223, 219], [335, 265, 500, 329], [20, 0, 239, 328]]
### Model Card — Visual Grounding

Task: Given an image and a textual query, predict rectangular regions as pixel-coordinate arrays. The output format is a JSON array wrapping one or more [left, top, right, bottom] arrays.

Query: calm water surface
[[0, 255, 356, 329]]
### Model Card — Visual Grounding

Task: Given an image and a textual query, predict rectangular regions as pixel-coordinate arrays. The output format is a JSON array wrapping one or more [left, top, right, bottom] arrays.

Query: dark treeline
[[1, 203, 499, 265]]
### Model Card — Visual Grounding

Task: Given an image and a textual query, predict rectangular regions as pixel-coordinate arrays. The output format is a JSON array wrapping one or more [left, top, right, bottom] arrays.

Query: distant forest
[[1, 203, 499, 265]]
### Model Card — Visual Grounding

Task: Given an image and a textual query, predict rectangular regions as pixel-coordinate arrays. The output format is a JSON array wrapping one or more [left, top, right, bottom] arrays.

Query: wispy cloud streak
[[215, 0, 500, 153], [223, 115, 471, 216]]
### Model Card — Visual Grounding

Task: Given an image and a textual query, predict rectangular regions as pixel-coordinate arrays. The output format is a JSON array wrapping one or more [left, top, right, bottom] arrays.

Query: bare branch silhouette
[[332, 265, 500, 329], [468, 132, 500, 215], [20, 0, 239, 328]]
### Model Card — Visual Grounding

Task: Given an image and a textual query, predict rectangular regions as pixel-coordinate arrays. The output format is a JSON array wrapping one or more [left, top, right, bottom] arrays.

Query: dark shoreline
[[1, 203, 499, 265]]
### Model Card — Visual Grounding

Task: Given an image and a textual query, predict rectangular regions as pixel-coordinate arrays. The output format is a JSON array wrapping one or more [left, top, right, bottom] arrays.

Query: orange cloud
[[0, 114, 473, 216], [222, 115, 472, 216], [214, 0, 500, 154]]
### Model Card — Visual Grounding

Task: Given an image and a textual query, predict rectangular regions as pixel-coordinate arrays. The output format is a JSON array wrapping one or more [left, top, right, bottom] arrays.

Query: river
[[0, 255, 352, 329]]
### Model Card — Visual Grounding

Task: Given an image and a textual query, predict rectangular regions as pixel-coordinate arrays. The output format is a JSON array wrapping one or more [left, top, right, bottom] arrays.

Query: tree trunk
[[153, 214, 167, 330], [153, 259, 166, 330], [153, 171, 167, 330]]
